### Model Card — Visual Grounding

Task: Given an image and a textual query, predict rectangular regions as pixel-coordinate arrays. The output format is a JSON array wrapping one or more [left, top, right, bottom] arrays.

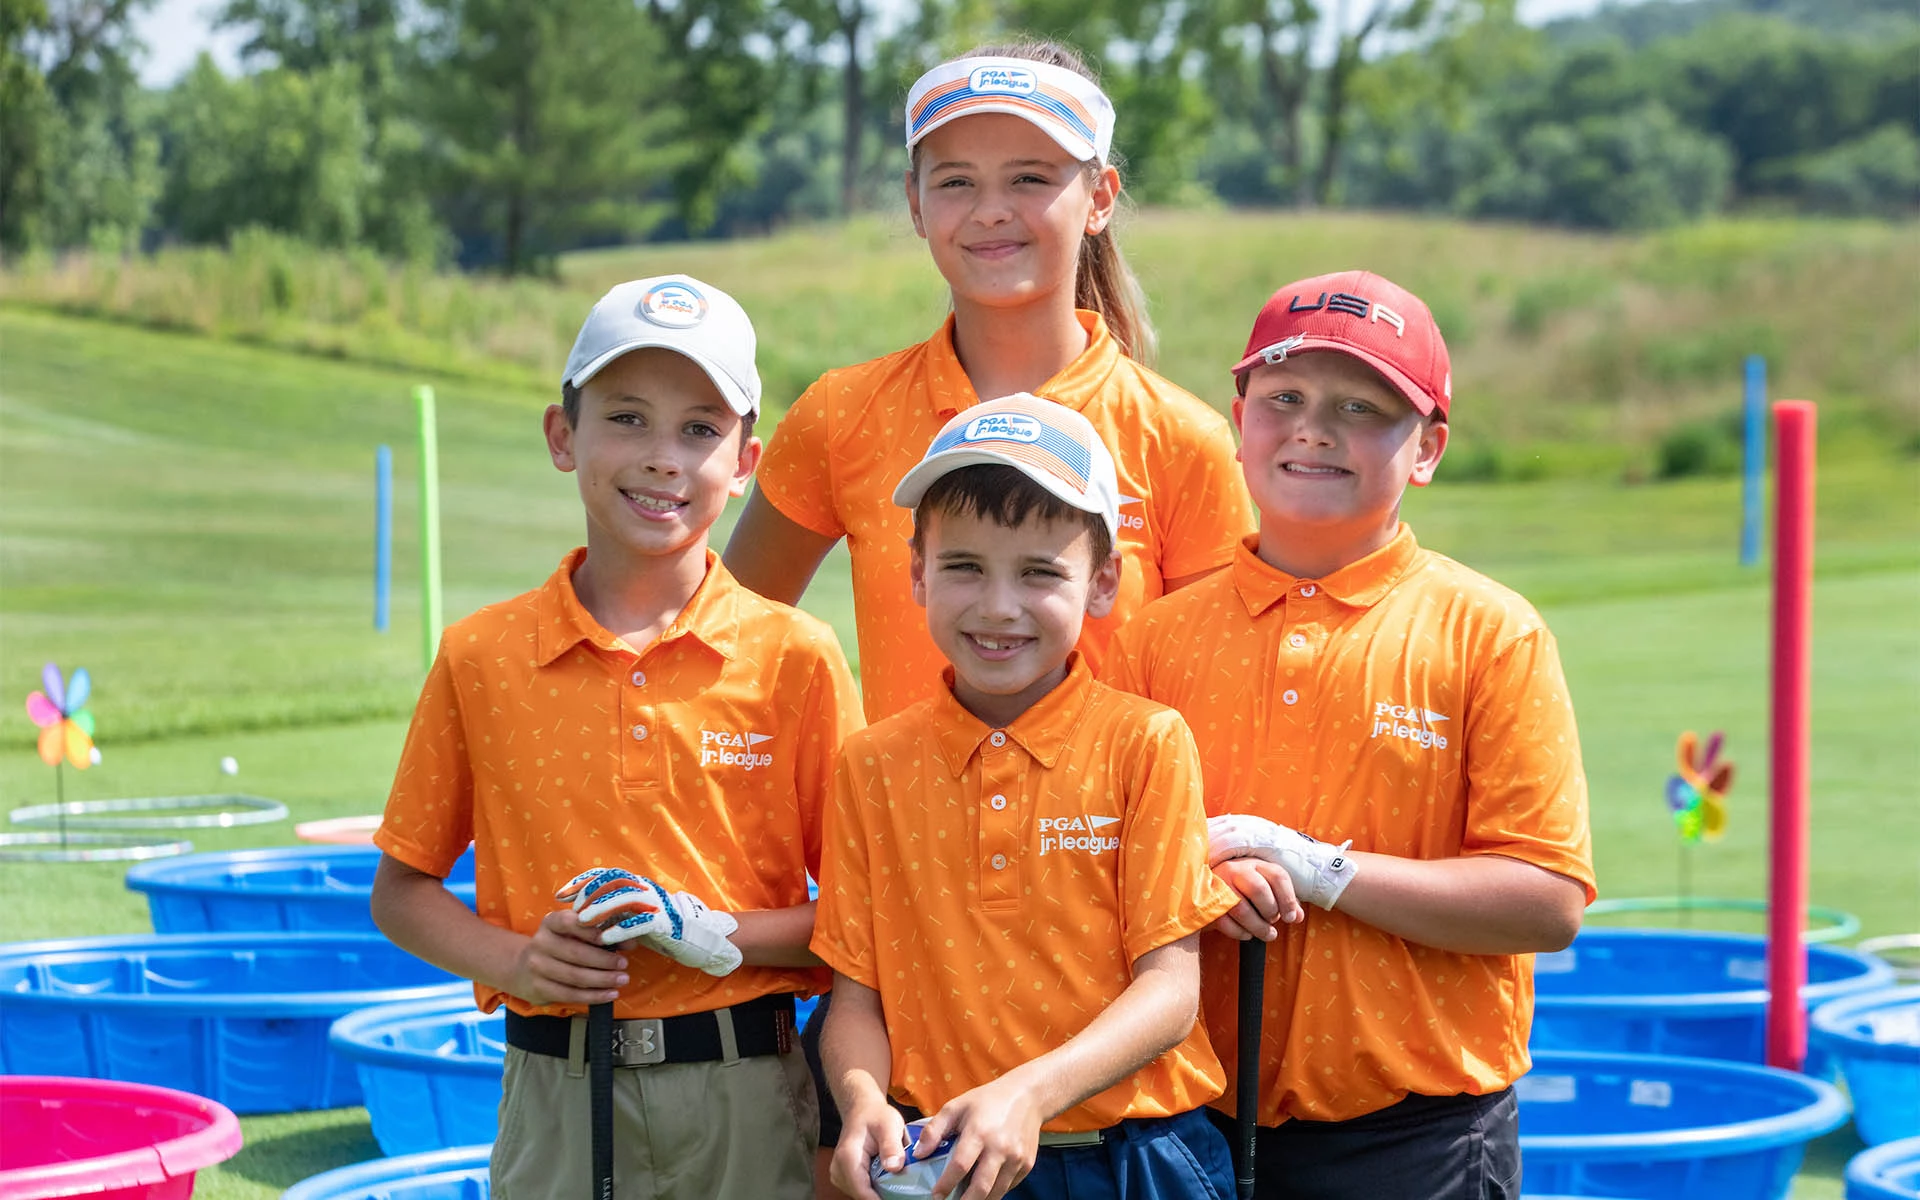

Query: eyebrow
[[925, 157, 1060, 173], [605, 395, 729, 417]]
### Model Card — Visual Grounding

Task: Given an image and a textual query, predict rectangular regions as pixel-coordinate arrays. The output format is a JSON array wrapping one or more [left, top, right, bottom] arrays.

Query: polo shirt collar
[[1233, 524, 1422, 617], [535, 547, 741, 667], [931, 653, 1095, 775], [925, 310, 1119, 417]]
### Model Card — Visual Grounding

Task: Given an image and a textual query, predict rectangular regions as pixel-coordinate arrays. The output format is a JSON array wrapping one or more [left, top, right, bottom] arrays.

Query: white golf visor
[[905, 56, 1115, 164]]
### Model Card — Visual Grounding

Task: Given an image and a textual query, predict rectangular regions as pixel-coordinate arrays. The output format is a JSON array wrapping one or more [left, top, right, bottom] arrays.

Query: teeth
[[974, 636, 1024, 651], [624, 492, 682, 512], [1283, 464, 1345, 475]]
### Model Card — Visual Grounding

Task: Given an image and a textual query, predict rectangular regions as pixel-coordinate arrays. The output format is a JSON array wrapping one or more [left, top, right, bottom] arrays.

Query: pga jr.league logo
[[700, 727, 773, 770], [641, 282, 708, 329], [963, 413, 1043, 444], [969, 65, 1037, 95]]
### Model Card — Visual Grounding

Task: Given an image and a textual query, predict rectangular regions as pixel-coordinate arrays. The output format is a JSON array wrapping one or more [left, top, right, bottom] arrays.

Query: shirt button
[[989, 731, 1007, 747], [631, 724, 648, 741], [991, 853, 1007, 870], [1300, 584, 1317, 598], [1289, 633, 1307, 649], [990, 794, 1007, 811], [631, 671, 647, 687], [1283, 689, 1300, 706]]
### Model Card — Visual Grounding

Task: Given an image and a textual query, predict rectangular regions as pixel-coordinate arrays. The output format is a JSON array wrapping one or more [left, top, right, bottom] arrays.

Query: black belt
[[505, 993, 796, 1067]]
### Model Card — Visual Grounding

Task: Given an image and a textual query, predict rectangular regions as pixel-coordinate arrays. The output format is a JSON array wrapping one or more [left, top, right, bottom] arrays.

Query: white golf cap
[[905, 57, 1115, 164], [562, 274, 761, 417], [892, 393, 1121, 539]]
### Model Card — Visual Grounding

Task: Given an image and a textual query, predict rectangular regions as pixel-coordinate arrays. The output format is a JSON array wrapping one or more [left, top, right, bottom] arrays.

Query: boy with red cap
[[1104, 271, 1596, 1199]]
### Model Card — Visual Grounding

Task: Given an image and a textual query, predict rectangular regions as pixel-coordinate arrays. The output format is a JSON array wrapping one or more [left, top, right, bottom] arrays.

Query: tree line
[[1, 0, 1914, 273]]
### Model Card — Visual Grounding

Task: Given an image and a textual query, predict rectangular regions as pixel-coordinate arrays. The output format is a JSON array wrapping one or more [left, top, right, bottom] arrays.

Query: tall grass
[[3, 212, 1916, 472]]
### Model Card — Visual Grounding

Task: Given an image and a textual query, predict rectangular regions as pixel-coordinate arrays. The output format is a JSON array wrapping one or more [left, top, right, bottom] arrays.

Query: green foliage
[[158, 58, 373, 248], [1756, 124, 1920, 217], [1508, 271, 1615, 337], [1654, 414, 1743, 479], [0, 0, 54, 252]]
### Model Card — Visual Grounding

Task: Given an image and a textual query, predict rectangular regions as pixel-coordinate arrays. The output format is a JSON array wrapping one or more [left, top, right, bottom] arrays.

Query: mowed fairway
[[1, 306, 1915, 1199]]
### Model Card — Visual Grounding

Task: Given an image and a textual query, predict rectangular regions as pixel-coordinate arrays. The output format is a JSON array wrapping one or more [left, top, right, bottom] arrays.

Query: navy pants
[[1207, 1088, 1521, 1200], [1009, 1109, 1235, 1200]]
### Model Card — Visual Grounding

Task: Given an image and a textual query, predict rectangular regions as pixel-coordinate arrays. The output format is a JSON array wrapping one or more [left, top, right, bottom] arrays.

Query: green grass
[[2, 295, 1916, 1199], [5, 212, 1918, 474]]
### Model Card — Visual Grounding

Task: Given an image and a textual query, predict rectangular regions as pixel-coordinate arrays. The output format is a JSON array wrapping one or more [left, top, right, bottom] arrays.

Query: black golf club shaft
[[1236, 936, 1266, 1200]]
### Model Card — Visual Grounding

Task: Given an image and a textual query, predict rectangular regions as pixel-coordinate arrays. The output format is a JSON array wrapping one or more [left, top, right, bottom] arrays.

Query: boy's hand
[[555, 868, 743, 976], [920, 1075, 1044, 1200], [830, 1096, 908, 1200], [508, 907, 630, 1007], [1208, 813, 1357, 911], [1211, 857, 1304, 939]]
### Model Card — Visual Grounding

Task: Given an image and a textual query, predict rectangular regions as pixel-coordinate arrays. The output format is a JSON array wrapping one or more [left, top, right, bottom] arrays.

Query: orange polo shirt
[[811, 656, 1239, 1132], [756, 311, 1254, 721], [377, 547, 863, 1021], [1104, 527, 1595, 1125]]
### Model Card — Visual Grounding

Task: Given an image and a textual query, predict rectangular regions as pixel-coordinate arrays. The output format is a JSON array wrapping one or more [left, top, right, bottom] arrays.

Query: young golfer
[[1105, 271, 1596, 1200], [725, 38, 1253, 722], [813, 394, 1241, 1200], [370, 274, 863, 1200]]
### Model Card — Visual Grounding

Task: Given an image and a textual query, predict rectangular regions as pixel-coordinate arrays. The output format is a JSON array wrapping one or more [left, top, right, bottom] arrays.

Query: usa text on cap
[[1231, 270, 1453, 420]]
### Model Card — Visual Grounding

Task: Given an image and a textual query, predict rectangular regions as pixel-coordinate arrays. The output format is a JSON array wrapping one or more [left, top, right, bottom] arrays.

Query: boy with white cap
[[811, 393, 1240, 1200], [372, 274, 863, 1200], [1105, 271, 1595, 1198]]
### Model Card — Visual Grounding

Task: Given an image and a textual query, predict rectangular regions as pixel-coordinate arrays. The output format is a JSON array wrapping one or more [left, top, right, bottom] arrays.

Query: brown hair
[[910, 38, 1157, 366], [910, 463, 1114, 570]]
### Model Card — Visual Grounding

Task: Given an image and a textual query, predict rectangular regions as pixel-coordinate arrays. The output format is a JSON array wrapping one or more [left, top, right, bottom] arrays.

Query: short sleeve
[[1117, 710, 1239, 963], [754, 376, 846, 539], [374, 644, 476, 878], [810, 745, 879, 987], [1098, 615, 1150, 698], [1461, 626, 1597, 902], [790, 625, 866, 880], [1155, 411, 1255, 582]]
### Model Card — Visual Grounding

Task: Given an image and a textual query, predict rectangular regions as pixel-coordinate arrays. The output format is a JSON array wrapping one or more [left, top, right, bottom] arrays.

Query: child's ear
[[730, 433, 763, 498], [904, 168, 926, 239], [1409, 418, 1449, 487], [1231, 395, 1246, 462], [908, 540, 930, 609], [1085, 163, 1120, 236], [544, 404, 576, 472], [1085, 548, 1122, 619]]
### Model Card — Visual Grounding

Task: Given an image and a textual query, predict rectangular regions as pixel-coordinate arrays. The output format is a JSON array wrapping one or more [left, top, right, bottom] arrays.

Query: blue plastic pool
[[128, 845, 476, 934], [283, 1145, 492, 1200], [0, 932, 468, 1113], [1813, 986, 1920, 1147], [1532, 928, 1895, 1070], [1847, 1136, 1920, 1200], [1518, 1050, 1849, 1199], [331, 998, 505, 1155]]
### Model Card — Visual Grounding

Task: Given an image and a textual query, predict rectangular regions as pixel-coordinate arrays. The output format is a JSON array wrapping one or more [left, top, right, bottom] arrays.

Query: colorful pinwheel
[[27, 663, 95, 769], [1666, 730, 1734, 842]]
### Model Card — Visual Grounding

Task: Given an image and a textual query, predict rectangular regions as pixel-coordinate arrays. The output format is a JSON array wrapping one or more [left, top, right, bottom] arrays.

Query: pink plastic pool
[[0, 1076, 242, 1200]]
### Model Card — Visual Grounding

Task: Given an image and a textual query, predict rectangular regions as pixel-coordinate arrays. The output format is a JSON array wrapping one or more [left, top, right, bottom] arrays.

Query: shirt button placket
[[622, 657, 656, 787], [982, 734, 1019, 904]]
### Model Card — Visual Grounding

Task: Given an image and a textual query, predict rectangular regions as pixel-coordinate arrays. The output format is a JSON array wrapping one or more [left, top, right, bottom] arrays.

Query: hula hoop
[[7, 794, 289, 831], [0, 832, 193, 862], [1584, 896, 1860, 944], [1856, 934, 1920, 981]]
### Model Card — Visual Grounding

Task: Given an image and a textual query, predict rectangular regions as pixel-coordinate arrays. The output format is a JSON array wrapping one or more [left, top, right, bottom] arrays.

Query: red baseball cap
[[1231, 270, 1452, 419]]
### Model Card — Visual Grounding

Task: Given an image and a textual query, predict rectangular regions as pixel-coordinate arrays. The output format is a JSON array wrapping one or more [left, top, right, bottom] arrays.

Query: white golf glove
[[1207, 814, 1357, 911], [555, 867, 743, 977]]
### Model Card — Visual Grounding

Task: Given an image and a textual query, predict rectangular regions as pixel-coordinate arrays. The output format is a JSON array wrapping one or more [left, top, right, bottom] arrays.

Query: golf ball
[[88, 747, 103, 766], [220, 756, 239, 775]]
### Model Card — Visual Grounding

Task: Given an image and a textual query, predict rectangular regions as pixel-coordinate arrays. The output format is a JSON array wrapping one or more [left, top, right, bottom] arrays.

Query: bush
[[1755, 124, 1920, 217], [1655, 413, 1744, 479]]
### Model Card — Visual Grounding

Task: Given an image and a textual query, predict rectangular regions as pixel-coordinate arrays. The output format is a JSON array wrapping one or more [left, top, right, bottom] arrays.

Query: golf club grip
[[589, 1001, 614, 1200], [1236, 936, 1266, 1200]]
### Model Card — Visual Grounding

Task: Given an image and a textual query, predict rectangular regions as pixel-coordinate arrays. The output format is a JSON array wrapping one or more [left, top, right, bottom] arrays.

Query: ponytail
[[926, 37, 1159, 366]]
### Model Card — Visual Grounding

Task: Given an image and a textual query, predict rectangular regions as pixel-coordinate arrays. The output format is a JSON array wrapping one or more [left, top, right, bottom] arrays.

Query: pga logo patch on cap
[[639, 281, 708, 329], [963, 412, 1043, 444], [968, 64, 1036, 95]]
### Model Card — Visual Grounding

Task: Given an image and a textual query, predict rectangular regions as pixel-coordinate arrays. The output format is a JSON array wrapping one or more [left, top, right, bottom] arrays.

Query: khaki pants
[[491, 1044, 818, 1200]]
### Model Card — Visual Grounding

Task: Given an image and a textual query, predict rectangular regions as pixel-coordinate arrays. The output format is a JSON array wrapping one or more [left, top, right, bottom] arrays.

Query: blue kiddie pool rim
[[1845, 1135, 1920, 1200], [1534, 929, 1895, 1016], [1812, 986, 1920, 1064], [0, 932, 469, 1017], [126, 844, 476, 903], [329, 996, 500, 1075], [1518, 1050, 1850, 1161], [281, 1144, 493, 1200]]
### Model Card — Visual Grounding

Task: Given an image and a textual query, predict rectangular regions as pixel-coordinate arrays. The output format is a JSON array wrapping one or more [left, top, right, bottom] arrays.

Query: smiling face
[[1234, 351, 1447, 579], [906, 112, 1117, 316], [544, 347, 760, 569], [911, 501, 1119, 729]]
